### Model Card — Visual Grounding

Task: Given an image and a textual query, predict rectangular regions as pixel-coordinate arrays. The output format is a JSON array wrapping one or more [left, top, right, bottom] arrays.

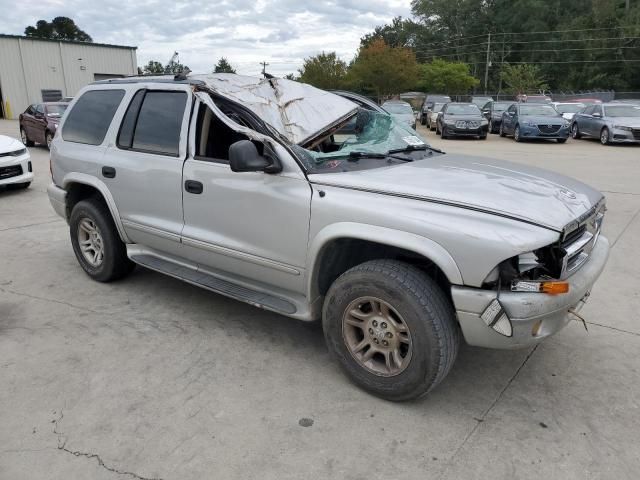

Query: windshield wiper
[[389, 144, 444, 155]]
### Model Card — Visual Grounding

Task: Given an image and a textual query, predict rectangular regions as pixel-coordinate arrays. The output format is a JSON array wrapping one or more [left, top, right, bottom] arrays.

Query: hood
[[191, 74, 357, 145], [606, 117, 640, 127], [0, 135, 25, 154], [309, 154, 603, 231]]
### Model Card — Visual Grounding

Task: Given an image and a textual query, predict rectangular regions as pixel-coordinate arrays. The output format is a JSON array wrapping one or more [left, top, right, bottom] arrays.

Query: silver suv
[[48, 74, 609, 401]]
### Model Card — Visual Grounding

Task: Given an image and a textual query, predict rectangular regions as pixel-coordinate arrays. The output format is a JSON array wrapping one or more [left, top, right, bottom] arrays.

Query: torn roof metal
[[191, 74, 358, 145]]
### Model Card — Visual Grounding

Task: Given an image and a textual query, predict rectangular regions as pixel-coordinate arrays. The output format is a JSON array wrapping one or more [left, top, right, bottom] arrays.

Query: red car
[[19, 102, 69, 149]]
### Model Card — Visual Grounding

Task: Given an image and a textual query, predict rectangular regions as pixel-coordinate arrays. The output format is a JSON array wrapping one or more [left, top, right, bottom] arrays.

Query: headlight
[[444, 119, 456, 125], [614, 125, 633, 131], [522, 120, 534, 126], [8, 148, 27, 156]]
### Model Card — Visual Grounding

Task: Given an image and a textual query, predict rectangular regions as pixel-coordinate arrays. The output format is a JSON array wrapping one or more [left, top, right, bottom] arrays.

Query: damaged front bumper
[[451, 235, 610, 349]]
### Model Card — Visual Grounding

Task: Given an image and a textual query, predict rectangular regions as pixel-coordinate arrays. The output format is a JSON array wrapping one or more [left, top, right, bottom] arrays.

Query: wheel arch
[[62, 173, 130, 243], [307, 223, 463, 313]]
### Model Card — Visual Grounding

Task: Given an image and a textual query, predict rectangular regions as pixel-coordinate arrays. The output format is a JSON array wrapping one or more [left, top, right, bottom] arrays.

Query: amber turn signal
[[540, 281, 570, 295]]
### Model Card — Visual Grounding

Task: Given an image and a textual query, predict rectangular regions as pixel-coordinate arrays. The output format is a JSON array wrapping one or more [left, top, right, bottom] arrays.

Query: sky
[[0, 0, 412, 76]]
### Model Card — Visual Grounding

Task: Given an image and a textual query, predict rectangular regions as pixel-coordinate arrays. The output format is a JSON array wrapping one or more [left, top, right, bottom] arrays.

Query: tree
[[214, 57, 236, 74], [298, 52, 348, 89], [420, 59, 479, 94], [500, 64, 549, 94], [24, 17, 92, 42], [348, 39, 420, 101], [142, 60, 165, 75], [283, 73, 297, 80]]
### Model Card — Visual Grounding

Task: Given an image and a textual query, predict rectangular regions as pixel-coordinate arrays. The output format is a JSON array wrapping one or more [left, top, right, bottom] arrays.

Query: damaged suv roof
[[191, 74, 358, 145]]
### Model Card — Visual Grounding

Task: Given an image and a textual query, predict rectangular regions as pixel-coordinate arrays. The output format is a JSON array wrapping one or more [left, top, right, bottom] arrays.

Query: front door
[[180, 95, 312, 295], [101, 85, 192, 255]]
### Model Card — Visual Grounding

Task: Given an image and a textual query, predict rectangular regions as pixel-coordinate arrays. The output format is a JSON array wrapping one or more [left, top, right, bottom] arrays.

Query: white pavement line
[[0, 218, 62, 232]]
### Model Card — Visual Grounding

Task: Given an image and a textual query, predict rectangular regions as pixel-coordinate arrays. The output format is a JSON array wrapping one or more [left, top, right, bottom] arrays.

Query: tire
[[420, 116, 426, 126], [20, 128, 34, 147], [480, 134, 487, 140], [499, 123, 506, 137], [514, 125, 522, 142], [322, 259, 460, 401], [557, 138, 567, 144], [69, 198, 135, 282], [45, 131, 53, 150], [600, 127, 610, 145], [441, 126, 448, 139], [571, 123, 581, 139]]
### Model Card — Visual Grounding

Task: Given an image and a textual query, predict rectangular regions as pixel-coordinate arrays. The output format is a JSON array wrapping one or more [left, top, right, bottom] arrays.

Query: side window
[[26, 105, 35, 115], [62, 89, 125, 145], [583, 105, 595, 116], [194, 103, 252, 163], [35, 104, 44, 115], [117, 90, 186, 156], [508, 105, 516, 114], [593, 106, 602, 116]]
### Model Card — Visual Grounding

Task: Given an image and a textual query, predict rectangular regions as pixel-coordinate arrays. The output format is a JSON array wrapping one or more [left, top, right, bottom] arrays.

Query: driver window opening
[[195, 104, 257, 162]]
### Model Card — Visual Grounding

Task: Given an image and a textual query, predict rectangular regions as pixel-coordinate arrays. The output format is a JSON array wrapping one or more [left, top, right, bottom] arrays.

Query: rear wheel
[[571, 123, 581, 139], [600, 127, 610, 145], [20, 128, 34, 147], [323, 259, 460, 401], [69, 198, 135, 282], [499, 123, 506, 137]]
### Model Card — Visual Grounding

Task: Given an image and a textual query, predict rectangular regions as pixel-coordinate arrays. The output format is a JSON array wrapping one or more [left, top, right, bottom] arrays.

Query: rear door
[[579, 105, 595, 135], [180, 94, 311, 295], [590, 105, 604, 136], [34, 104, 47, 144], [101, 85, 192, 255]]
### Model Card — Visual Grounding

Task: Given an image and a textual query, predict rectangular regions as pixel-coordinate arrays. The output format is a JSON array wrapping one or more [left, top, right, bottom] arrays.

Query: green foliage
[[24, 17, 92, 42], [214, 57, 236, 74], [283, 73, 297, 80], [298, 52, 348, 89], [142, 61, 165, 75], [500, 64, 549, 94], [420, 59, 479, 93], [348, 39, 420, 100]]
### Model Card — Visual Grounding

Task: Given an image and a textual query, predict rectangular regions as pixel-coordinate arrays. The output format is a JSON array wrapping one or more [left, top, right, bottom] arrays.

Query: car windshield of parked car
[[432, 103, 444, 113], [447, 104, 481, 115], [384, 103, 413, 114], [46, 105, 68, 117], [492, 102, 512, 112], [604, 105, 640, 117], [555, 104, 584, 114], [519, 105, 558, 116], [294, 108, 430, 170]]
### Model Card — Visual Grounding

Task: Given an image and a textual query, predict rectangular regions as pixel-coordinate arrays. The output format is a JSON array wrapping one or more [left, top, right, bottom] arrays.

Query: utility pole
[[484, 33, 491, 95], [260, 61, 269, 78]]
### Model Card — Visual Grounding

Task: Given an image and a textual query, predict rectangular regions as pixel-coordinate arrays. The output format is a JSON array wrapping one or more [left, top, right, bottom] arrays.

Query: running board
[[129, 253, 297, 315]]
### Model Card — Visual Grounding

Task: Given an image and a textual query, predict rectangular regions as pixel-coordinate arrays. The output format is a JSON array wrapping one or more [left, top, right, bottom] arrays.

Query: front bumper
[[520, 124, 570, 140], [0, 151, 33, 186], [452, 235, 610, 349], [47, 182, 68, 220], [444, 124, 488, 137], [610, 127, 640, 144]]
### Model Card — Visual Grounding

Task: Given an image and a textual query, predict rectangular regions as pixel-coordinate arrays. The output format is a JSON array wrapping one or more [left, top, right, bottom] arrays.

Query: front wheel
[[69, 198, 135, 282], [514, 125, 522, 142], [499, 123, 506, 137], [323, 260, 460, 401], [600, 127, 610, 145], [571, 123, 581, 139]]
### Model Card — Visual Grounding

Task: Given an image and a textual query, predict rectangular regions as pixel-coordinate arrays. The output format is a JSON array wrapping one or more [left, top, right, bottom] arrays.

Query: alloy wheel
[[46, 132, 53, 149], [77, 218, 105, 267], [342, 296, 413, 377], [21, 129, 28, 145], [600, 128, 609, 145]]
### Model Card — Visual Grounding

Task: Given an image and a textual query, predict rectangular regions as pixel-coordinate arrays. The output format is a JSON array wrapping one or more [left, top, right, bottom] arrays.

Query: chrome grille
[[455, 120, 480, 129], [537, 124, 561, 134], [0, 165, 23, 179], [561, 207, 604, 277]]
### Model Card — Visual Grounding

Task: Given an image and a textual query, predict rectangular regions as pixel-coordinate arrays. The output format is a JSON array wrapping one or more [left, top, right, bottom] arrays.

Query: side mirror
[[229, 140, 280, 173], [592, 112, 602, 118]]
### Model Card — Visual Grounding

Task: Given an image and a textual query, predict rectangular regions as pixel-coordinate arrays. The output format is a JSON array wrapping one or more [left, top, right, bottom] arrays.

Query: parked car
[[551, 102, 586, 121], [19, 102, 69, 149], [571, 103, 640, 145], [382, 100, 416, 129], [500, 103, 570, 143], [436, 102, 488, 139], [610, 99, 640, 105], [0, 135, 33, 189], [481, 101, 514, 134], [471, 96, 494, 108], [516, 94, 552, 103], [426, 102, 445, 130], [420, 94, 451, 125], [48, 74, 609, 400]]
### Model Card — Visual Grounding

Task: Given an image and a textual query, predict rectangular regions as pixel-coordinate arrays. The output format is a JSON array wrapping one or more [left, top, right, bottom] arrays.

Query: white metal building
[[0, 34, 137, 119]]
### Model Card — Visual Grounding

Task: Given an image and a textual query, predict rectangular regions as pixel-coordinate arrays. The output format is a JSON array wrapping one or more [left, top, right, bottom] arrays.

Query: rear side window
[[117, 90, 187, 156], [62, 90, 124, 145]]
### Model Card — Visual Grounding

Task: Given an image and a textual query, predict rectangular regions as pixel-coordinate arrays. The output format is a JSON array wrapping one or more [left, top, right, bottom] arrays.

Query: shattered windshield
[[293, 108, 434, 173]]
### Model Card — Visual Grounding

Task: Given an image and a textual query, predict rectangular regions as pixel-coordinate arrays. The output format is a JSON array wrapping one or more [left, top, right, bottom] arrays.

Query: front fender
[[306, 222, 463, 301], [62, 172, 131, 243]]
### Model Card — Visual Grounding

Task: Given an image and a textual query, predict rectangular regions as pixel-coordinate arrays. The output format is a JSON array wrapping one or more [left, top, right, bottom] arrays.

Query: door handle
[[185, 180, 203, 194], [102, 166, 116, 178]]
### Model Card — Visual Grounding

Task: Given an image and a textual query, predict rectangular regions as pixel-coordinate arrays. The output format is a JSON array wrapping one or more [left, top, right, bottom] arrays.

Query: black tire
[[600, 127, 610, 146], [499, 123, 506, 137], [323, 259, 460, 401], [557, 138, 567, 144], [45, 131, 53, 150], [514, 125, 522, 142], [69, 198, 135, 282], [479, 134, 487, 140], [420, 116, 426, 126], [571, 123, 581, 139], [20, 128, 34, 147], [441, 126, 448, 139]]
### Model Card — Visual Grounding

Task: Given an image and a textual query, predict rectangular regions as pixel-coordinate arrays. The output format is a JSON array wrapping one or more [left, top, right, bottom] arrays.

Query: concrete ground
[[0, 118, 638, 480]]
